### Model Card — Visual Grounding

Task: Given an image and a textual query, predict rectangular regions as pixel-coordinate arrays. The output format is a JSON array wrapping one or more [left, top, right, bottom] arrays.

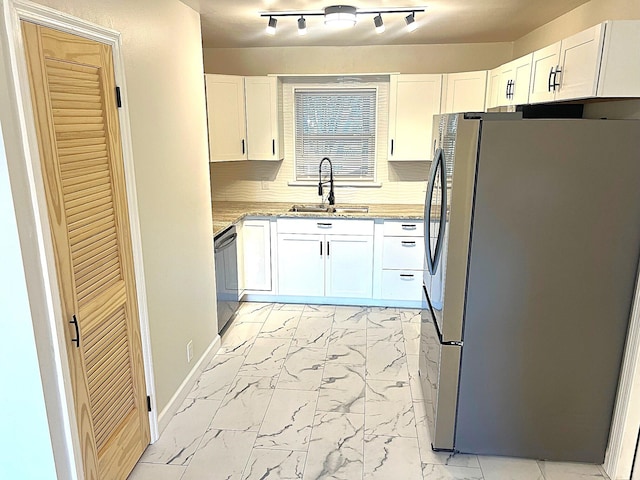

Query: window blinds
[[294, 88, 377, 181]]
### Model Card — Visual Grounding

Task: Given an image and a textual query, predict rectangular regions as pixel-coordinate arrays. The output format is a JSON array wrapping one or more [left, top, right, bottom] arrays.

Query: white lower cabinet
[[325, 235, 374, 298], [277, 218, 374, 299], [242, 218, 273, 292], [380, 220, 425, 302], [380, 270, 422, 301], [277, 233, 325, 297]]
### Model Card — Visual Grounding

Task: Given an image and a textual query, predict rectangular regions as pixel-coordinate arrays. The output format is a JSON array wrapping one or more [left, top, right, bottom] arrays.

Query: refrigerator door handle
[[425, 148, 447, 275], [423, 284, 462, 346]]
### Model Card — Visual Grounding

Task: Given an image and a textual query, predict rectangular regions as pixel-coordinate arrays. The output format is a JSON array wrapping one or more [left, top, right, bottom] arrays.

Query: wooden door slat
[[70, 225, 115, 253], [77, 269, 121, 305]]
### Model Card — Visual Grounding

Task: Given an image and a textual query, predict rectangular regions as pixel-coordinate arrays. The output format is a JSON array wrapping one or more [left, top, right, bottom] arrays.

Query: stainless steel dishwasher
[[214, 225, 239, 333]]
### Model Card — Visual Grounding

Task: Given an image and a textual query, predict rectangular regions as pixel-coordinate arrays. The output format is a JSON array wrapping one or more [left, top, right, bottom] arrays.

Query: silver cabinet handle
[[400, 273, 415, 278], [401, 241, 416, 246], [317, 222, 332, 228], [401, 224, 417, 230]]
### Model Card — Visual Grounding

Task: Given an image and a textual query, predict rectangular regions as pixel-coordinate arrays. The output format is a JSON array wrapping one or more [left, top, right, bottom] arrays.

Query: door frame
[[0, 0, 158, 477]]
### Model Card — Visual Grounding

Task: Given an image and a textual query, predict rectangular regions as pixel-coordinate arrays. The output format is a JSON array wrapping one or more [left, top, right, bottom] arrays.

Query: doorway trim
[[0, 0, 159, 476]]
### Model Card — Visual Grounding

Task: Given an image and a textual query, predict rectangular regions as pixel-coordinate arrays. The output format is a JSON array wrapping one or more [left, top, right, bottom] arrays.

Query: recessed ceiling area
[[182, 0, 591, 48]]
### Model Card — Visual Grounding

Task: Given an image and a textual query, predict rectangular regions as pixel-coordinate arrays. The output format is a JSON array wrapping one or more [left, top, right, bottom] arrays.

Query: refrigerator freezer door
[[419, 284, 462, 451]]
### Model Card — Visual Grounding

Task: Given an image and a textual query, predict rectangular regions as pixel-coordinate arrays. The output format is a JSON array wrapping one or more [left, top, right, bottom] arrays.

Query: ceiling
[[182, 0, 591, 48]]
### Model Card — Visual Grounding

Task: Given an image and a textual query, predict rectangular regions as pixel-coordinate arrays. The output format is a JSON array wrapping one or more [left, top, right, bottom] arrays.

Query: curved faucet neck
[[318, 157, 335, 205]]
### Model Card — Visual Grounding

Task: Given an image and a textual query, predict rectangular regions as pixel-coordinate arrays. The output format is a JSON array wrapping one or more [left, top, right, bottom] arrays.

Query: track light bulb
[[405, 12, 418, 32], [298, 16, 307, 35], [373, 14, 385, 33], [266, 16, 277, 35]]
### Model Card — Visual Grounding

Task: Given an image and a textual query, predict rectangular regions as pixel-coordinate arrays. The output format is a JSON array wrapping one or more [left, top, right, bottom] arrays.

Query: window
[[294, 88, 377, 181]]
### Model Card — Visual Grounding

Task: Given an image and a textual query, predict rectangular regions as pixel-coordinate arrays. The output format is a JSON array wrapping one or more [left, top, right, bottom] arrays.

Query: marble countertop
[[212, 201, 425, 236]]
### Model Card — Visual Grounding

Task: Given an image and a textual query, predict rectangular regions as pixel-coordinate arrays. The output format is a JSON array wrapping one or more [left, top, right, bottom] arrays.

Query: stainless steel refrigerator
[[420, 113, 640, 463]]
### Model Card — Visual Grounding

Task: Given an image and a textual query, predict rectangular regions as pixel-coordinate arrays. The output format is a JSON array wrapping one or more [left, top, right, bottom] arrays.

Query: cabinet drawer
[[277, 217, 374, 236], [381, 270, 422, 302], [382, 236, 425, 270], [383, 220, 424, 237]]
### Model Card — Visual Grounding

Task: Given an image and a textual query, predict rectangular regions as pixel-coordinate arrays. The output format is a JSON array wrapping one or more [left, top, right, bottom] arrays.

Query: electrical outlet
[[186, 340, 193, 363], [261, 180, 270, 190]]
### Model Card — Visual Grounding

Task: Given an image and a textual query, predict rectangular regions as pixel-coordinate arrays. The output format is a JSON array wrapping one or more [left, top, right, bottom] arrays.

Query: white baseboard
[[156, 335, 221, 437], [242, 293, 423, 309]]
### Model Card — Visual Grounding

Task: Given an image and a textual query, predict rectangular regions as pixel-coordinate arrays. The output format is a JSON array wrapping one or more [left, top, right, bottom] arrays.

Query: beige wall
[[26, 0, 217, 412], [203, 43, 513, 76], [513, 0, 640, 57]]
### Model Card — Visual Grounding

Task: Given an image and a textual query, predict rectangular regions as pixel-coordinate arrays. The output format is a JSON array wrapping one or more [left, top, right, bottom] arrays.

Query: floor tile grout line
[[299, 305, 337, 479], [236, 303, 299, 480]]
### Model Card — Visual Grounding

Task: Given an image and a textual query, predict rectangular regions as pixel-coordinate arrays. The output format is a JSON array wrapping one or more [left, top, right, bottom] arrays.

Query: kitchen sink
[[332, 206, 369, 213], [289, 204, 332, 213], [288, 204, 370, 214]]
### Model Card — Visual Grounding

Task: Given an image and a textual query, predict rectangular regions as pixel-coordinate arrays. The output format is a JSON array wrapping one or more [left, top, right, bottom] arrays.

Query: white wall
[[0, 122, 57, 479]]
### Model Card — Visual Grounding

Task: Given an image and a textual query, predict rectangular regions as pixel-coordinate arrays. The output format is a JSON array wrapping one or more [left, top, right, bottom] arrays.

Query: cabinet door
[[486, 67, 503, 109], [529, 42, 561, 104], [243, 219, 272, 291], [442, 71, 488, 114], [556, 24, 604, 101], [205, 74, 247, 162], [497, 64, 515, 107], [325, 235, 374, 298], [277, 234, 324, 297], [245, 76, 282, 160], [388, 74, 442, 161], [510, 54, 533, 105]]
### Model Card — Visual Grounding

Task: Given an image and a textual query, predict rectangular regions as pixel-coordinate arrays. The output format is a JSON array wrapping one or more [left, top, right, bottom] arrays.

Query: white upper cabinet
[[529, 21, 640, 104], [206, 74, 283, 162], [530, 25, 602, 103], [487, 54, 533, 108], [388, 74, 442, 161], [442, 71, 488, 113], [595, 20, 640, 97], [529, 41, 562, 104], [205, 74, 247, 162], [245, 76, 283, 161]]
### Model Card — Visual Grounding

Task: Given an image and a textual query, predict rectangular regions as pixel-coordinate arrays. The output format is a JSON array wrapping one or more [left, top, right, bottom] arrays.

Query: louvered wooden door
[[22, 22, 149, 480]]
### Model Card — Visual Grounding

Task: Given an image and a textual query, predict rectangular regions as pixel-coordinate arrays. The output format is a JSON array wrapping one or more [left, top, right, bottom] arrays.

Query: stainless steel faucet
[[318, 157, 335, 206]]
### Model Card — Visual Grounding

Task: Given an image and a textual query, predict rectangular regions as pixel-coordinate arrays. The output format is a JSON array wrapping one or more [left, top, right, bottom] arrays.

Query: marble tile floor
[[129, 302, 610, 480]]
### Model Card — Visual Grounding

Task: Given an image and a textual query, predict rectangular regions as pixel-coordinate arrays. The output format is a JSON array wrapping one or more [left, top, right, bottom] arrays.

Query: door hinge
[[115, 86, 122, 108], [146, 395, 152, 412]]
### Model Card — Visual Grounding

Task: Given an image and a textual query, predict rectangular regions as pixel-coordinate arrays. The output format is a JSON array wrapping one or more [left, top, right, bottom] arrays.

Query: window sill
[[287, 181, 382, 188]]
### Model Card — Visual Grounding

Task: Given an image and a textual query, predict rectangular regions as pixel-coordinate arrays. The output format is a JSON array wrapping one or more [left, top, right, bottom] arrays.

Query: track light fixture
[[324, 5, 357, 29], [260, 5, 425, 35], [373, 13, 385, 34], [405, 12, 418, 32], [297, 16, 307, 35], [266, 16, 277, 35]]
